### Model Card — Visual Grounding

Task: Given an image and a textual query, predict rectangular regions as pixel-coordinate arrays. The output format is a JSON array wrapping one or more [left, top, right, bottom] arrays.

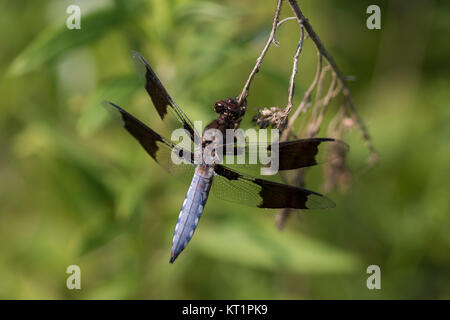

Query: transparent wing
[[211, 164, 335, 210]]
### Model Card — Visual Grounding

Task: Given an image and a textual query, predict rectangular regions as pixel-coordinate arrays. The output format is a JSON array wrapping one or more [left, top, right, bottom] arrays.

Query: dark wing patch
[[212, 164, 335, 210], [131, 51, 198, 141], [102, 101, 194, 175], [219, 138, 348, 171], [272, 138, 344, 170]]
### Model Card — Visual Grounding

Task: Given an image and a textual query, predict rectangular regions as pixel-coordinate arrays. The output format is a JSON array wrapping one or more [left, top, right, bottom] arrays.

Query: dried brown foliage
[[237, 0, 378, 229]]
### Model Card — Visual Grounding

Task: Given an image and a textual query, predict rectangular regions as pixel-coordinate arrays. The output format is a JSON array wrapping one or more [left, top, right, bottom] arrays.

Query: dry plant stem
[[238, 0, 377, 228], [309, 67, 337, 136], [320, 73, 341, 117], [273, 16, 298, 46], [277, 65, 337, 230], [277, 16, 297, 28], [310, 66, 330, 123], [328, 106, 346, 136], [287, 0, 378, 163], [284, 24, 305, 115], [237, 0, 283, 106], [281, 52, 322, 142]]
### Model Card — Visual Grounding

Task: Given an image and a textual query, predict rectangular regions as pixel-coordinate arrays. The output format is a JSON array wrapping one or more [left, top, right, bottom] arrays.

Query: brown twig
[[287, 0, 378, 163], [250, 9, 305, 133], [237, 0, 283, 106], [308, 66, 337, 136], [284, 23, 305, 116], [281, 52, 323, 141], [239, 0, 378, 229], [277, 16, 297, 28], [273, 16, 298, 46]]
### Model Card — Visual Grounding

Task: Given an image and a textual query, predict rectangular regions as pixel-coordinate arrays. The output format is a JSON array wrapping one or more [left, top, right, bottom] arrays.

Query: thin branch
[[320, 72, 341, 117], [306, 64, 331, 133], [286, 0, 345, 85], [309, 69, 338, 137], [286, 0, 378, 163], [273, 16, 298, 46], [237, 0, 283, 106], [277, 16, 297, 28], [284, 23, 305, 115], [281, 52, 322, 141]]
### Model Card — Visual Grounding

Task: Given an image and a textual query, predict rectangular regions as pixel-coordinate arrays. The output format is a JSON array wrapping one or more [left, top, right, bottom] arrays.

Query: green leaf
[[9, 7, 125, 76]]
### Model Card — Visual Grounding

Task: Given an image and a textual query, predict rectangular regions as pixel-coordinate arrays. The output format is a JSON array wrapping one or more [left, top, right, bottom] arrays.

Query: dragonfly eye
[[214, 102, 225, 114]]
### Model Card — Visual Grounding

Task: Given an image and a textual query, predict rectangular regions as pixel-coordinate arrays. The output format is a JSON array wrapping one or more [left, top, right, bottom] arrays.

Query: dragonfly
[[103, 51, 346, 263]]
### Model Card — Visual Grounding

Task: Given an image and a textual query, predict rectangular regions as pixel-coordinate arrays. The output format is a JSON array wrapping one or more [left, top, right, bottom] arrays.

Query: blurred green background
[[1, 0, 449, 299]]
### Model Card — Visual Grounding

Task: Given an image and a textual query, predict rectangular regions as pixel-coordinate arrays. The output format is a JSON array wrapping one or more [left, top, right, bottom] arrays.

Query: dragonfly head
[[214, 98, 243, 121]]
